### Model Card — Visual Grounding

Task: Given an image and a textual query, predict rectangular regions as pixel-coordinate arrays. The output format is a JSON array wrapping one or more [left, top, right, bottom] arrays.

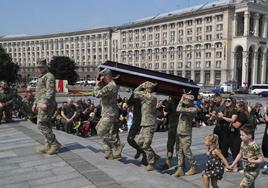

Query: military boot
[[172, 167, 185, 177], [37, 143, 51, 154], [113, 142, 125, 159], [185, 165, 198, 176], [145, 163, 155, 171], [46, 140, 62, 155], [104, 151, 113, 160]]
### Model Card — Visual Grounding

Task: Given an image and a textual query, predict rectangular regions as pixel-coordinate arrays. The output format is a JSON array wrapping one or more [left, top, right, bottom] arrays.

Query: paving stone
[[0, 170, 53, 186], [19, 156, 62, 168], [1, 182, 31, 188], [34, 161, 67, 171], [0, 151, 17, 159], [35, 177, 94, 188], [30, 172, 82, 186], [0, 167, 34, 178]]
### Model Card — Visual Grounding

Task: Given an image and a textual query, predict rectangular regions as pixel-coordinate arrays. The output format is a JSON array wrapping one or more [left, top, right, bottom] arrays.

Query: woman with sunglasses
[[217, 97, 238, 158], [227, 100, 250, 171]]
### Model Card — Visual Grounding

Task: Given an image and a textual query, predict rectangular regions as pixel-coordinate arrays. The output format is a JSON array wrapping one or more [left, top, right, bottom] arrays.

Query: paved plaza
[[0, 119, 267, 188]]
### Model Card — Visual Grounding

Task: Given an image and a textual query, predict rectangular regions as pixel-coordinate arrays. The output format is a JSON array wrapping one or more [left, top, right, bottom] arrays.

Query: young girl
[[203, 134, 229, 188], [229, 125, 264, 188]]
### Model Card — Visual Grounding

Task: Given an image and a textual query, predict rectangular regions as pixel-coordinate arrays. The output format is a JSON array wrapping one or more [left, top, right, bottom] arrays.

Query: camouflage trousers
[[37, 106, 56, 145], [176, 135, 197, 167], [96, 116, 121, 154], [138, 125, 157, 165], [240, 170, 259, 188], [0, 105, 12, 123]]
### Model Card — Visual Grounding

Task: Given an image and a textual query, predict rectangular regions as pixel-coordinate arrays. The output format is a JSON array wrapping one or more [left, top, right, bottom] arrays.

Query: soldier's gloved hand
[[39, 103, 47, 111], [0, 102, 4, 108]]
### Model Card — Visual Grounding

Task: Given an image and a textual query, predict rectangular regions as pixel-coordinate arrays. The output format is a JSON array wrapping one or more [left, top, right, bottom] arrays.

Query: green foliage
[[0, 46, 19, 83], [49, 56, 79, 85]]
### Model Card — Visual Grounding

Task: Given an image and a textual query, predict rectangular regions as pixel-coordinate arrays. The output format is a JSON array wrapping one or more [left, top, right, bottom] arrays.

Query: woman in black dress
[[217, 97, 237, 158], [230, 101, 250, 171]]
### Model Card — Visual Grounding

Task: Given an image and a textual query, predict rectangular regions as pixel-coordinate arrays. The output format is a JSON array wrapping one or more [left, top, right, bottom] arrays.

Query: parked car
[[199, 91, 215, 97], [260, 91, 268, 97]]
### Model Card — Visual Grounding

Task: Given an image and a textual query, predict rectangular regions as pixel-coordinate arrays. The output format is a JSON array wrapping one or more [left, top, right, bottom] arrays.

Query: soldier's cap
[[182, 94, 195, 105], [99, 68, 112, 76], [143, 81, 157, 89], [36, 59, 47, 67]]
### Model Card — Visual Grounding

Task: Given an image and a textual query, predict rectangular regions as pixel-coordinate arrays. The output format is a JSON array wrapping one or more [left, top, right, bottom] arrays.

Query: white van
[[249, 84, 268, 95]]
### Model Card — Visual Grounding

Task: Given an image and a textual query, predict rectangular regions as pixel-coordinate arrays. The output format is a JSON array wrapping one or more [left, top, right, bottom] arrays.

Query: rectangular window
[[216, 24, 223, 31]]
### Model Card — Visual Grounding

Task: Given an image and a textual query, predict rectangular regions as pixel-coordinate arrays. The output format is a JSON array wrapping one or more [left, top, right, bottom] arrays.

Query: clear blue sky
[[0, 0, 216, 36]]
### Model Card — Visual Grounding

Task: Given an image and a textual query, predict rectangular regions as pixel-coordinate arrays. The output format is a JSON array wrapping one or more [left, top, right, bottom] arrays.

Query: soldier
[[172, 94, 198, 177], [127, 93, 147, 165], [20, 90, 35, 119], [94, 68, 124, 160], [134, 81, 159, 171], [32, 59, 61, 155], [160, 96, 179, 170], [0, 80, 16, 123]]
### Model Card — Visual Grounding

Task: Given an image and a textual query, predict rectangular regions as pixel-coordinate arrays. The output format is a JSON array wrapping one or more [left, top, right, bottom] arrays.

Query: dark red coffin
[[98, 61, 200, 98]]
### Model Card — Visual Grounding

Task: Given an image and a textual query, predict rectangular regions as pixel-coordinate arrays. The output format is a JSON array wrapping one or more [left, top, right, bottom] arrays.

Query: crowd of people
[[1, 62, 268, 187]]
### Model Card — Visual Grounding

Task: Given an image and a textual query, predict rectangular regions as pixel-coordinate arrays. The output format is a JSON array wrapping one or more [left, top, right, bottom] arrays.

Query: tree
[[49, 56, 79, 85], [0, 46, 19, 82]]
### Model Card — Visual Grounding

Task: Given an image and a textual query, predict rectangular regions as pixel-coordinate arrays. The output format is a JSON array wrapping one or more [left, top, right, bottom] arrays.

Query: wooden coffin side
[[111, 71, 199, 98]]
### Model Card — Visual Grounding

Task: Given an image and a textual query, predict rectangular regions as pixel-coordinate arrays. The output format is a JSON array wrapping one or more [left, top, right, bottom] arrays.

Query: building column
[[252, 50, 258, 84], [261, 52, 267, 83], [242, 51, 248, 87], [244, 11, 250, 37], [263, 15, 268, 38], [231, 52, 236, 82], [200, 48, 205, 84], [210, 47, 215, 86], [233, 13, 237, 37], [254, 13, 260, 37]]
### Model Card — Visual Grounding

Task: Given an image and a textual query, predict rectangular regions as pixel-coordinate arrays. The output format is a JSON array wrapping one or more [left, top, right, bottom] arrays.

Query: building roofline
[[0, 26, 114, 42], [118, 1, 236, 29]]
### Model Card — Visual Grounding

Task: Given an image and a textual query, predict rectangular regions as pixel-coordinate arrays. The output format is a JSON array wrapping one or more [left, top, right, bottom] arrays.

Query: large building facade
[[0, 28, 112, 79], [1, 0, 268, 87]]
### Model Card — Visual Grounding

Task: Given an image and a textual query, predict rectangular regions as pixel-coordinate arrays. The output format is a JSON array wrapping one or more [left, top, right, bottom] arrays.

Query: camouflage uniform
[[0, 83, 15, 123], [35, 72, 57, 145], [240, 141, 262, 188], [134, 81, 158, 167], [174, 94, 197, 176], [94, 79, 121, 159], [19, 94, 35, 119]]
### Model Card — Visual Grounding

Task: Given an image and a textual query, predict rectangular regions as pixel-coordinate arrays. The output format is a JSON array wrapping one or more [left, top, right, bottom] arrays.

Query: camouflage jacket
[[134, 84, 157, 126], [94, 80, 119, 117], [34, 72, 56, 105], [0, 87, 16, 106], [176, 100, 197, 135], [241, 141, 262, 171]]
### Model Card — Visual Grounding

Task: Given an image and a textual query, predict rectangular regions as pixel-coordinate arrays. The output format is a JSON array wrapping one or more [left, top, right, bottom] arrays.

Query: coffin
[[98, 61, 200, 98]]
